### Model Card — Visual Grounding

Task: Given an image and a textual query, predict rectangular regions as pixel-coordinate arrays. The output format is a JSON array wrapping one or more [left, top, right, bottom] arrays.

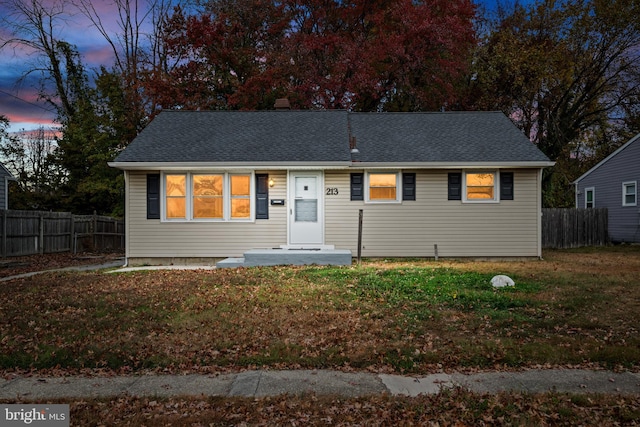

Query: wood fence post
[[38, 213, 44, 254], [93, 211, 97, 251], [70, 215, 75, 254], [1, 210, 6, 258], [357, 209, 363, 265]]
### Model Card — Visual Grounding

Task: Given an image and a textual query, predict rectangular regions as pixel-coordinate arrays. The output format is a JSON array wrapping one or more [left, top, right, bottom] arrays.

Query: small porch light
[[268, 178, 275, 187]]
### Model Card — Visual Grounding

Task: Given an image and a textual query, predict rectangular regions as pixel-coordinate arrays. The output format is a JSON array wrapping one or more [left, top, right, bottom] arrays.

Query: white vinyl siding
[[326, 169, 541, 257], [126, 171, 287, 258], [125, 169, 542, 260]]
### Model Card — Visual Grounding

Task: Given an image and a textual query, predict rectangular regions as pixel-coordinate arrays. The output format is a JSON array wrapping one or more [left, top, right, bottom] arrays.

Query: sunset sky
[[0, 0, 528, 134], [0, 0, 131, 133]]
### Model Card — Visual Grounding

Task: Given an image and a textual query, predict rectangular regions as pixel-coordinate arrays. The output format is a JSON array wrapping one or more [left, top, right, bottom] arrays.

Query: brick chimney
[[274, 98, 291, 110]]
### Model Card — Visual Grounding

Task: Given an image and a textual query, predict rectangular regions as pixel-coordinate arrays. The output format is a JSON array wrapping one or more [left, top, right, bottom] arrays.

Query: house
[[0, 162, 14, 210], [574, 133, 640, 243], [110, 109, 553, 266]]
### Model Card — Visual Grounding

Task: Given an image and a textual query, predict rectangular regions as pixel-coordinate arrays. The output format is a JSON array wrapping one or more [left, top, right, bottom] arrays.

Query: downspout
[[122, 170, 129, 267], [538, 168, 543, 260]]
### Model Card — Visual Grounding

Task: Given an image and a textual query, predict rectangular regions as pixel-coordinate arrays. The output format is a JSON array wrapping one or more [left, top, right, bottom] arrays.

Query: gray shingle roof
[[0, 163, 14, 179], [115, 110, 351, 163], [349, 112, 550, 163], [114, 110, 550, 165]]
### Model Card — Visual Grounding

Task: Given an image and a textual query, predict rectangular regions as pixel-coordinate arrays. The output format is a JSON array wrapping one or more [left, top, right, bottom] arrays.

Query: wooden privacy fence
[[542, 208, 609, 249], [0, 209, 124, 257]]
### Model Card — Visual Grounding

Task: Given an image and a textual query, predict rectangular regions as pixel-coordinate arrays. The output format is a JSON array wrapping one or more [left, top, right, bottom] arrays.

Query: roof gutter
[[108, 161, 352, 171], [349, 161, 555, 169], [109, 161, 555, 171]]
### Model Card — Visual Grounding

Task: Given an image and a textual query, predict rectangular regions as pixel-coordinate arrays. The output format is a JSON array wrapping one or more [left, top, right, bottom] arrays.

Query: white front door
[[289, 171, 324, 246]]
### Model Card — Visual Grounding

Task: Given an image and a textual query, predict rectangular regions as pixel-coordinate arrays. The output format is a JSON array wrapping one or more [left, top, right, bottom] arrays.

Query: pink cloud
[[1, 0, 160, 132], [83, 45, 117, 68], [0, 86, 57, 133]]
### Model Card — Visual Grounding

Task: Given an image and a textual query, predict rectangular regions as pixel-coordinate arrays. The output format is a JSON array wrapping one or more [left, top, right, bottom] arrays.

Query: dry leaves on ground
[[0, 252, 122, 278]]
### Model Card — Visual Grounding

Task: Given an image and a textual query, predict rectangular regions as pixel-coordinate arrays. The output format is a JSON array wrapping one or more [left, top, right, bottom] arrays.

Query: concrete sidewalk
[[108, 265, 215, 273], [1, 261, 222, 282], [0, 259, 126, 282], [1, 369, 638, 400]]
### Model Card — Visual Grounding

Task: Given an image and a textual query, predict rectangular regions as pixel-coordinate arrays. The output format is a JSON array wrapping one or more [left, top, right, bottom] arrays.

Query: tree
[[73, 0, 189, 131], [53, 50, 126, 215], [0, 116, 12, 144], [469, 0, 640, 207], [284, 0, 477, 111], [0, 0, 77, 119], [144, 0, 477, 112], [0, 0, 151, 215], [145, 0, 291, 111], [0, 116, 60, 210]]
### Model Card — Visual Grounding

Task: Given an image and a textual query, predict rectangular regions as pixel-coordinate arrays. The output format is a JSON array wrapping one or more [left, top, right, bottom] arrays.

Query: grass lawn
[[2, 246, 638, 374], [1, 246, 639, 424]]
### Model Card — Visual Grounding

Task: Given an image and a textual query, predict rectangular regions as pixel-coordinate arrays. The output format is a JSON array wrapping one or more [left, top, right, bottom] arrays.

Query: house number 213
[[326, 188, 339, 195]]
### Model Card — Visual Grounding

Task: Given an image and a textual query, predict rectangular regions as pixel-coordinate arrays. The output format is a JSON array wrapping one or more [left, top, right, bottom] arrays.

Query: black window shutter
[[402, 173, 416, 201], [256, 174, 269, 219], [448, 173, 462, 200], [500, 172, 514, 200], [147, 174, 160, 219], [351, 173, 364, 201]]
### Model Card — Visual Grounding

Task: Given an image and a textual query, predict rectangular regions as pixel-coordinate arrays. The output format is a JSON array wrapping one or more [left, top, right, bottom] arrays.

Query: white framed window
[[163, 172, 254, 221], [365, 172, 401, 203], [622, 181, 637, 207], [165, 174, 187, 219], [585, 187, 595, 208], [230, 174, 251, 219], [463, 171, 498, 202]]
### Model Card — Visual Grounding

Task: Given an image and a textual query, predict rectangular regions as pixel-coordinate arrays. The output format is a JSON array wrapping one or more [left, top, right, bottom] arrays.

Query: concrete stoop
[[216, 248, 352, 268]]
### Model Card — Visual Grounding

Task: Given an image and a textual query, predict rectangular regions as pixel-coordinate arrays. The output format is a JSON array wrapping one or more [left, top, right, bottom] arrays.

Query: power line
[[0, 89, 57, 113]]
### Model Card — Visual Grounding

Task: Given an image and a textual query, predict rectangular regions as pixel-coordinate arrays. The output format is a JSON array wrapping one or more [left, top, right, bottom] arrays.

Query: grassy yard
[[2, 247, 640, 425], [1, 246, 638, 375]]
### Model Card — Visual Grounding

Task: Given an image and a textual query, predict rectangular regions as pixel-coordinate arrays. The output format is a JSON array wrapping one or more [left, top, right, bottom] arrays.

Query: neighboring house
[[574, 133, 640, 243], [0, 163, 14, 210], [110, 109, 553, 265]]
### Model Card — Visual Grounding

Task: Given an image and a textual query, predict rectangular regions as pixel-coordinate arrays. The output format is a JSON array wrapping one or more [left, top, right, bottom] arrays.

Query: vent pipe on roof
[[274, 98, 291, 110], [350, 136, 359, 154]]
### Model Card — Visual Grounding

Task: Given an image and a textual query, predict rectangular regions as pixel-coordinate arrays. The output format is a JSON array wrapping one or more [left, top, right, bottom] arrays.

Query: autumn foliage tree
[[469, 0, 640, 206], [144, 0, 477, 112]]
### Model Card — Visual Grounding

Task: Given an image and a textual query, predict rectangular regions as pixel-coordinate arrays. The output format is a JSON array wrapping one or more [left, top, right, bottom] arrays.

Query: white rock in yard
[[491, 275, 515, 288]]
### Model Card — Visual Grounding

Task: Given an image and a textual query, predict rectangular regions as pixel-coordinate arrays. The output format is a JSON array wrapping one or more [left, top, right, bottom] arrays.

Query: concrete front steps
[[216, 248, 352, 268]]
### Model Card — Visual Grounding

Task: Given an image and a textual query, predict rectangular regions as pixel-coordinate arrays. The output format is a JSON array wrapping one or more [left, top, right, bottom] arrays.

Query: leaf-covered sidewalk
[[0, 252, 123, 278]]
